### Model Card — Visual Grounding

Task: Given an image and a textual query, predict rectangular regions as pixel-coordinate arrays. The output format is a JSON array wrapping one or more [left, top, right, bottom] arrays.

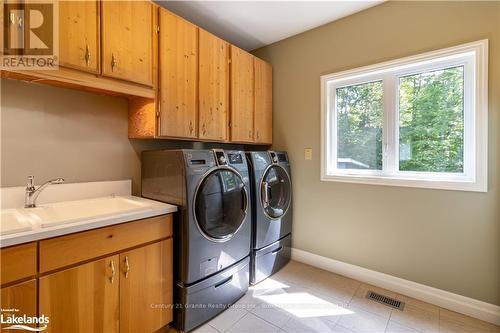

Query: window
[[321, 40, 488, 191]]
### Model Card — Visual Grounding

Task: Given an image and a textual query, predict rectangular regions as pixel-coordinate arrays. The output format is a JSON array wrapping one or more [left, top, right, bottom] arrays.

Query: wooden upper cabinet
[[199, 29, 229, 141], [39, 255, 120, 333], [120, 239, 173, 333], [59, 1, 99, 73], [101, 1, 154, 86], [230, 46, 255, 143], [1, 280, 37, 331], [254, 58, 273, 144], [158, 9, 198, 139]]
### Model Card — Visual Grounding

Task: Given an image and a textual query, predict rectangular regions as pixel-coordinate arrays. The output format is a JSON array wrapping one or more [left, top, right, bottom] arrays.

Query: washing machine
[[142, 149, 251, 332], [246, 151, 293, 284]]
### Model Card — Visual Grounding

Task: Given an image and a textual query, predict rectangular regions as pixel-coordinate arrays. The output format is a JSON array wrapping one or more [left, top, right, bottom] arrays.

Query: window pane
[[399, 66, 464, 173], [336, 81, 383, 170]]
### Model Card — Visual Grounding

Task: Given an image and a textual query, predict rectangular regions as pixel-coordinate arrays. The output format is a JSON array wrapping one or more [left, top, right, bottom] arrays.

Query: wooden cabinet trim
[[0, 242, 37, 286], [39, 214, 173, 273], [1, 69, 155, 99]]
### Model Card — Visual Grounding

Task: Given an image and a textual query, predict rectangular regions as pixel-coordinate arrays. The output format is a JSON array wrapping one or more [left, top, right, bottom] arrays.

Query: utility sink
[[0, 210, 33, 235], [27, 196, 153, 228]]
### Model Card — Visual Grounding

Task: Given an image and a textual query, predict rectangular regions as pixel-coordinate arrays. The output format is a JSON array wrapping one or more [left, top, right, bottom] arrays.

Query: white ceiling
[[156, 1, 383, 51]]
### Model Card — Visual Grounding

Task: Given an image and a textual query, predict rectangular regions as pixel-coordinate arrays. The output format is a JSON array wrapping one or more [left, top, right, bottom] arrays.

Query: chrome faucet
[[25, 175, 65, 208]]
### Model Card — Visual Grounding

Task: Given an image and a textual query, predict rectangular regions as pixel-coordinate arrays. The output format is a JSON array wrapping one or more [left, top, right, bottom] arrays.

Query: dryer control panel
[[269, 151, 278, 164], [228, 153, 244, 165], [269, 151, 289, 164]]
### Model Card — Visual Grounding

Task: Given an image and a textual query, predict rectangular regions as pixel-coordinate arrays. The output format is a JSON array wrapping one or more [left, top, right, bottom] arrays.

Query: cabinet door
[[158, 9, 198, 138], [39, 256, 119, 333], [1, 280, 37, 330], [120, 239, 173, 333], [230, 46, 255, 142], [254, 58, 273, 144], [199, 29, 229, 141], [101, 1, 154, 86], [59, 1, 99, 73]]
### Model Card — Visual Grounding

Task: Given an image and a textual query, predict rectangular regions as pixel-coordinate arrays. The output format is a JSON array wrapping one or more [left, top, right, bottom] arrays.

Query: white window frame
[[320, 40, 488, 192]]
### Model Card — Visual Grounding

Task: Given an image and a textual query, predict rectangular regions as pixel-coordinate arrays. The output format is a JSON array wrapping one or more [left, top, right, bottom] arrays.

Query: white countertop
[[0, 180, 177, 248]]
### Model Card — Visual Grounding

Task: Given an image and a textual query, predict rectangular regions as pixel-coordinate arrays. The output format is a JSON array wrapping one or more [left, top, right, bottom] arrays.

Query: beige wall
[[253, 1, 500, 305], [1, 79, 142, 190], [0, 79, 247, 194]]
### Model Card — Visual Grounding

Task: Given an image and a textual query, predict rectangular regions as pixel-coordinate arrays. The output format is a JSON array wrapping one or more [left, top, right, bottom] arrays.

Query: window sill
[[320, 174, 487, 192]]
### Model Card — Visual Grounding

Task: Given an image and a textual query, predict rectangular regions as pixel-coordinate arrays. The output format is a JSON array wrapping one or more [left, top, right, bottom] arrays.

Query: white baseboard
[[291, 248, 500, 326]]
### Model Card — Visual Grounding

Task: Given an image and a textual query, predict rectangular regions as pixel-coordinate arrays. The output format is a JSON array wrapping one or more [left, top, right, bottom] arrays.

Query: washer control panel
[[213, 149, 228, 166]]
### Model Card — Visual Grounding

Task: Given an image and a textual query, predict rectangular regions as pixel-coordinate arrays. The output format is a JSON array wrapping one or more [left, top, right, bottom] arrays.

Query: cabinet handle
[[111, 53, 117, 71], [124, 256, 130, 278], [256, 131, 260, 140], [110, 260, 115, 283], [84, 45, 91, 66], [248, 130, 252, 138], [202, 123, 206, 135], [189, 121, 193, 134]]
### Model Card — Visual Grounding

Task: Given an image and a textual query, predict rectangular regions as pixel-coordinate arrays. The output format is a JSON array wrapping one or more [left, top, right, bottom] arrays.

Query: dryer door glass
[[261, 166, 291, 219], [195, 169, 247, 241]]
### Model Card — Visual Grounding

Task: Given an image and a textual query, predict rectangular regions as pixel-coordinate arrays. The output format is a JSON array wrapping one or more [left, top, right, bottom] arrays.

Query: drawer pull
[[271, 246, 283, 255], [124, 256, 130, 278], [214, 276, 233, 289], [84, 44, 91, 66], [111, 53, 117, 71], [110, 260, 116, 283]]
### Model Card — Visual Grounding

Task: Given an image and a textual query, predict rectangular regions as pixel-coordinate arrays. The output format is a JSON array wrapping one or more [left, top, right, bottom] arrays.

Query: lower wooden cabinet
[[120, 239, 173, 333], [39, 255, 120, 333], [38, 239, 172, 333], [0, 215, 173, 333], [1, 280, 37, 331]]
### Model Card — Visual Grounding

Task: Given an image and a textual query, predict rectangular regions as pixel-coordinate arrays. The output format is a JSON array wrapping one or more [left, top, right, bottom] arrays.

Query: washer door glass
[[195, 169, 247, 240], [261, 166, 291, 219]]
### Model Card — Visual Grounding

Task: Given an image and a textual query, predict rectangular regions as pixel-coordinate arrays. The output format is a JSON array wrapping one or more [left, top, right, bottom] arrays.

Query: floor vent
[[366, 291, 405, 311]]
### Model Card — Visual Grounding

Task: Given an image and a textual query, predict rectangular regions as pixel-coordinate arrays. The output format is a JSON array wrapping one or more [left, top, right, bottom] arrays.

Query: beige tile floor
[[178, 261, 500, 333]]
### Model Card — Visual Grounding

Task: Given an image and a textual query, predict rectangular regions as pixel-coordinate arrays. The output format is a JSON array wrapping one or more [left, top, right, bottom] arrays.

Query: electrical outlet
[[304, 148, 312, 160]]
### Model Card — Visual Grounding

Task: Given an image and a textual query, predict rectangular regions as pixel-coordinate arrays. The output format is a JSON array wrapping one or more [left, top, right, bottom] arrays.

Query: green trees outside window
[[336, 81, 383, 170], [335, 66, 464, 173], [399, 66, 464, 173]]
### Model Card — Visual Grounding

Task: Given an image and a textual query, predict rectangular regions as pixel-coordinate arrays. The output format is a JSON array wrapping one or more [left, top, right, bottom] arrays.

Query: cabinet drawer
[[0, 243, 37, 286], [40, 214, 173, 273]]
